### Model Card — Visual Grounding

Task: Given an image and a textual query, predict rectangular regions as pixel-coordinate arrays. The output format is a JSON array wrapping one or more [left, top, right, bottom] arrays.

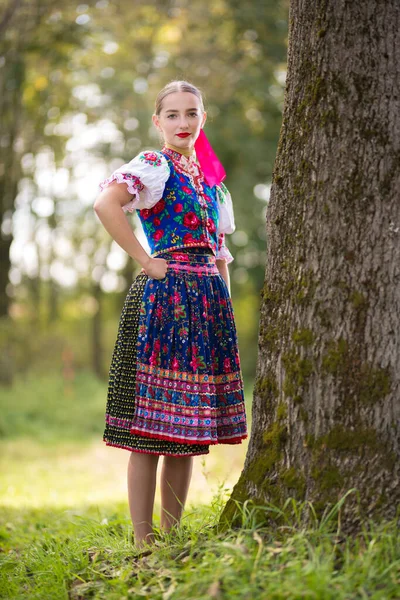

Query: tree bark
[[221, 0, 400, 533]]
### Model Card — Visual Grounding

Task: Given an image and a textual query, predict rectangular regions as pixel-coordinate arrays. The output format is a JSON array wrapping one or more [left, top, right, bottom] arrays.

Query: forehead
[[161, 92, 201, 112]]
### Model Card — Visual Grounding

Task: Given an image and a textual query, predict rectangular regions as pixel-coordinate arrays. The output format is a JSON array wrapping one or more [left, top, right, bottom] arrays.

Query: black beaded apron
[[103, 247, 212, 456]]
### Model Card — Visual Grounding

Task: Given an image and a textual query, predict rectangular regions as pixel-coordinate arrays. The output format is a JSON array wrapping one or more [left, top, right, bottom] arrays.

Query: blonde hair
[[155, 80, 205, 115]]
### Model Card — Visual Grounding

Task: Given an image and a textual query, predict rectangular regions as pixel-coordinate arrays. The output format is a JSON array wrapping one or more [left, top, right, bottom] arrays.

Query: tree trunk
[[221, 0, 400, 533]]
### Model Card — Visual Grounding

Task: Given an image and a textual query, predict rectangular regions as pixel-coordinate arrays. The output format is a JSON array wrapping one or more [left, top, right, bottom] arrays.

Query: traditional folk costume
[[99, 134, 248, 456]]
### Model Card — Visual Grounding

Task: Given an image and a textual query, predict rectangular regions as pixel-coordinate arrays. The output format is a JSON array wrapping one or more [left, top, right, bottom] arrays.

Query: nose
[[179, 116, 189, 129]]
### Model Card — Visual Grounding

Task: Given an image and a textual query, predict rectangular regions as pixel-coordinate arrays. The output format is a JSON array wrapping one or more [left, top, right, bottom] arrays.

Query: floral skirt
[[103, 247, 247, 456]]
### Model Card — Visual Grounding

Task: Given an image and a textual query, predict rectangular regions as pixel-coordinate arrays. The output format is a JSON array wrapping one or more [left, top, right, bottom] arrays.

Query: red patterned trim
[[134, 396, 246, 419], [167, 262, 220, 275], [128, 428, 247, 445], [136, 372, 243, 396], [137, 361, 242, 385], [104, 440, 209, 456]]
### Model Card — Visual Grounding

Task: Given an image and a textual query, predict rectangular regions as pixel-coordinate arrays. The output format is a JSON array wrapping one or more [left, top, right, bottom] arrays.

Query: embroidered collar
[[161, 145, 205, 190], [162, 145, 198, 166], [162, 145, 202, 173]]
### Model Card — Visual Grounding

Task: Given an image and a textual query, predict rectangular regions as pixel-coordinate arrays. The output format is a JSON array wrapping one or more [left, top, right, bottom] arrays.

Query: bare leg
[[160, 455, 194, 531], [127, 452, 160, 549]]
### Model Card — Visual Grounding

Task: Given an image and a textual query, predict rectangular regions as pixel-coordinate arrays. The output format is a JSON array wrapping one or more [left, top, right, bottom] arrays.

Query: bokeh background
[[0, 0, 288, 512]]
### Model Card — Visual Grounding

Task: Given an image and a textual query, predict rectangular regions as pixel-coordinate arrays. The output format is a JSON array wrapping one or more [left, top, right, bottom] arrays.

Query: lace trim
[[99, 172, 144, 212], [215, 245, 234, 264]]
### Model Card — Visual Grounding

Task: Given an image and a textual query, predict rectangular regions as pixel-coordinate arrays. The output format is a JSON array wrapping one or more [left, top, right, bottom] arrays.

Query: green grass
[[0, 492, 399, 599]]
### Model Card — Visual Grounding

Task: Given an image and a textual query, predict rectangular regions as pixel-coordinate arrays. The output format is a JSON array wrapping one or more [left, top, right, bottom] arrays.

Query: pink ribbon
[[194, 129, 226, 188]]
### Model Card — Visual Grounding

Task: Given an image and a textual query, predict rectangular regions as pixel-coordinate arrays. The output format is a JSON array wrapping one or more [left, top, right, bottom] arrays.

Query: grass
[[0, 372, 399, 598], [1, 492, 399, 599]]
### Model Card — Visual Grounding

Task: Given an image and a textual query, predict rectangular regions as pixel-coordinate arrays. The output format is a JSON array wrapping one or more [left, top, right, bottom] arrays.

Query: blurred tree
[[221, 0, 400, 532]]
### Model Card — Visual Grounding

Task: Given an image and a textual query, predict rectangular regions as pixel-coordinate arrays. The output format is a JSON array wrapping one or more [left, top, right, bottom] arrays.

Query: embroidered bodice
[[99, 146, 236, 263]]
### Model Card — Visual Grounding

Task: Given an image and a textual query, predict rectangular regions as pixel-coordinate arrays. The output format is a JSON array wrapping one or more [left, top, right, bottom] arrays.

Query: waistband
[[141, 248, 220, 276]]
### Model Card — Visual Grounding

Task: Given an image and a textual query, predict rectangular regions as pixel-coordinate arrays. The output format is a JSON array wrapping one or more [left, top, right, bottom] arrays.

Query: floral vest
[[136, 149, 221, 257]]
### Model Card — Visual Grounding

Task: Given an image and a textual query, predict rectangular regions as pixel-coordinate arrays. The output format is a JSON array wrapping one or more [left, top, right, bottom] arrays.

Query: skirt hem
[[103, 439, 210, 457]]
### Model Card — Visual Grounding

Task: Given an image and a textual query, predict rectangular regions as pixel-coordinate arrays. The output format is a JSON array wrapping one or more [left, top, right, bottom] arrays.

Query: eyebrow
[[165, 109, 199, 113]]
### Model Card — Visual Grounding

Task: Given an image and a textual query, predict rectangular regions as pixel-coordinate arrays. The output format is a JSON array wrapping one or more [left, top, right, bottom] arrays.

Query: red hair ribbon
[[194, 129, 226, 188]]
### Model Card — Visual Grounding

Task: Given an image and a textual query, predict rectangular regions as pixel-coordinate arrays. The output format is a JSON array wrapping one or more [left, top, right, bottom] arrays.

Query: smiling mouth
[[176, 133, 191, 138]]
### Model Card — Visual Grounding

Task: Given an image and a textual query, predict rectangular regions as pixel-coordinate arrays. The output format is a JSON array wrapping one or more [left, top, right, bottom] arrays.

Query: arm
[[94, 151, 170, 279], [94, 181, 151, 269], [216, 259, 231, 296]]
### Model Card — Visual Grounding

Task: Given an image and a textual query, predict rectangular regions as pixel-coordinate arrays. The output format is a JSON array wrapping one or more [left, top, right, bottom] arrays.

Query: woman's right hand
[[142, 257, 168, 280]]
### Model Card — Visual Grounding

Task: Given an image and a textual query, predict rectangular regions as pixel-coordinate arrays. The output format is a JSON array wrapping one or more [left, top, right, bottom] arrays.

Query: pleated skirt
[[103, 247, 247, 456]]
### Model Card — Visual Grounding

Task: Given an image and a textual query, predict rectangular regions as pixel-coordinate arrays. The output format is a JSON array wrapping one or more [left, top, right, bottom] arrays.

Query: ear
[[201, 111, 207, 128], [152, 114, 161, 130]]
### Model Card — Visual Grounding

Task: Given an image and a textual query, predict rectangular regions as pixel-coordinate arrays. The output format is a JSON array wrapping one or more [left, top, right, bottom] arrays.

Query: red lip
[[176, 133, 191, 138]]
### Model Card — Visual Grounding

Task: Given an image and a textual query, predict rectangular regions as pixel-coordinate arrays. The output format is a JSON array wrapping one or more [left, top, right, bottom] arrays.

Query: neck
[[164, 142, 195, 157]]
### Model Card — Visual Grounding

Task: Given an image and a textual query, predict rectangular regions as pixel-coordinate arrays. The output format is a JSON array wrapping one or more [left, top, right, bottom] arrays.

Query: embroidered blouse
[[99, 146, 236, 263]]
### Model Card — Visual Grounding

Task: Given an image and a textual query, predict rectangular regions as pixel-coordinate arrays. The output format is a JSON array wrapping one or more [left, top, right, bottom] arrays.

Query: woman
[[94, 80, 247, 550]]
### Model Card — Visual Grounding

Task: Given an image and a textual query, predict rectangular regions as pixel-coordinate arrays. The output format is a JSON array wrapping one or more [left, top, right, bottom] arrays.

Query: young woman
[[94, 80, 247, 551]]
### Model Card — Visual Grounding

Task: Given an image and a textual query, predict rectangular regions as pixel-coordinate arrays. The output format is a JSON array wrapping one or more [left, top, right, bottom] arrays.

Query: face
[[152, 91, 207, 151]]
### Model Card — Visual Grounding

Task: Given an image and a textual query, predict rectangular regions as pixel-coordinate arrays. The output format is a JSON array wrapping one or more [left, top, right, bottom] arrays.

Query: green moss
[[261, 325, 280, 353], [262, 420, 288, 449], [260, 283, 279, 304], [321, 337, 348, 374], [305, 433, 316, 448], [245, 407, 289, 479], [312, 424, 396, 471], [247, 447, 280, 481], [311, 465, 344, 491], [282, 350, 313, 403], [254, 374, 279, 400], [276, 401, 288, 421], [374, 493, 388, 510], [292, 328, 314, 346], [321, 338, 392, 404], [318, 307, 332, 328], [295, 270, 317, 304], [358, 364, 391, 404], [350, 290, 367, 308], [281, 466, 306, 495], [299, 407, 309, 423]]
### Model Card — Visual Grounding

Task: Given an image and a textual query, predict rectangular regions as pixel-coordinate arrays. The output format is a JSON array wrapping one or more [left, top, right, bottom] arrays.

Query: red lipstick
[[176, 133, 191, 138]]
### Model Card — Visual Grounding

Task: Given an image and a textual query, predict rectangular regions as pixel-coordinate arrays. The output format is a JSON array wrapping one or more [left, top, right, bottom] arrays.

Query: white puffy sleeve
[[99, 151, 170, 213], [215, 182, 235, 234]]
